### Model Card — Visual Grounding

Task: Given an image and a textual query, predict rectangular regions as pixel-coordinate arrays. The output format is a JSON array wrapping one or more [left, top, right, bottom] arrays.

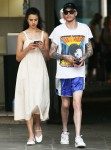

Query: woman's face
[[27, 14, 38, 29]]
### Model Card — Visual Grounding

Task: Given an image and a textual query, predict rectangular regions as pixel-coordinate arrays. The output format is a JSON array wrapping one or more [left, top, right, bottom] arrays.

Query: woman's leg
[[35, 114, 42, 137], [26, 116, 34, 138]]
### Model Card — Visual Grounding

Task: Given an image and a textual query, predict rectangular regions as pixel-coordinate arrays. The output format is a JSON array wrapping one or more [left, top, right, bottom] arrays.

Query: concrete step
[[0, 111, 25, 124]]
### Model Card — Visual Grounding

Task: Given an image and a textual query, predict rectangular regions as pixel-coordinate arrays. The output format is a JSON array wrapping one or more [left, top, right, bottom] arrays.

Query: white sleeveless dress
[[14, 31, 50, 121]]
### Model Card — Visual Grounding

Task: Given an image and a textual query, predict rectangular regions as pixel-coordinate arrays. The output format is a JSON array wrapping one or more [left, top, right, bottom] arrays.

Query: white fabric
[[49, 22, 93, 79], [14, 31, 50, 121]]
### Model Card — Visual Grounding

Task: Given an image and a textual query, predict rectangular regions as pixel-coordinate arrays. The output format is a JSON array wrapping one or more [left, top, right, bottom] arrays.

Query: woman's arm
[[16, 32, 34, 62], [38, 32, 50, 60]]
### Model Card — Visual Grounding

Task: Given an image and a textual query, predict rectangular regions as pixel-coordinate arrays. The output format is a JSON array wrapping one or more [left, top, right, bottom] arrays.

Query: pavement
[[0, 82, 111, 150], [0, 100, 111, 150], [0, 121, 111, 150]]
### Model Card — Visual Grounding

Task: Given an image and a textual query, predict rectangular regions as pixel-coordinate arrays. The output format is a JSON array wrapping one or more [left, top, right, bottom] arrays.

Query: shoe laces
[[62, 131, 70, 136], [75, 135, 84, 142], [62, 132, 69, 139]]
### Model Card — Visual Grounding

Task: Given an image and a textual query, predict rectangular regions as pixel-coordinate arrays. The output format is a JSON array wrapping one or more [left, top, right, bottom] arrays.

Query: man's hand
[[73, 57, 84, 67], [63, 55, 75, 64]]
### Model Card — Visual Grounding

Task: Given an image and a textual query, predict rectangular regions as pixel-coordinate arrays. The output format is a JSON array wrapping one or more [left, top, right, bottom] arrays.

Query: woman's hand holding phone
[[33, 41, 42, 44], [33, 41, 45, 51]]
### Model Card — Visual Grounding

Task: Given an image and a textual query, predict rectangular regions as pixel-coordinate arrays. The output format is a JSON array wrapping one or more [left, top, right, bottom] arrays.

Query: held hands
[[63, 55, 85, 67], [73, 57, 85, 67], [63, 55, 75, 64]]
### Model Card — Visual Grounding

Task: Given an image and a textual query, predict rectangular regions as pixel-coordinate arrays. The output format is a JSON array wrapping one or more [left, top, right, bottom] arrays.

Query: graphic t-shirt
[[49, 22, 93, 79]]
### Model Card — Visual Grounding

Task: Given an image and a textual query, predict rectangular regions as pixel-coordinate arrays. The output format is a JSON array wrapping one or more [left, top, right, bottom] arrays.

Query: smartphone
[[75, 58, 81, 65], [33, 41, 42, 44]]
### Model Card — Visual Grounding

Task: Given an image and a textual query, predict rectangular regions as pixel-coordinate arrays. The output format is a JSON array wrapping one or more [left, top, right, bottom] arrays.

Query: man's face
[[63, 8, 77, 22]]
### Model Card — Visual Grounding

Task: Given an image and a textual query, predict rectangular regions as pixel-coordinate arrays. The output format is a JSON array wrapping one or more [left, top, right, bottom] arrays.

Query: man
[[49, 2, 93, 148]]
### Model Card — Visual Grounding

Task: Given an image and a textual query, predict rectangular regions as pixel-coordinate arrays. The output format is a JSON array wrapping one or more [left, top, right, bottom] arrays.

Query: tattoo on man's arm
[[83, 40, 93, 60], [52, 52, 64, 60], [50, 42, 64, 60]]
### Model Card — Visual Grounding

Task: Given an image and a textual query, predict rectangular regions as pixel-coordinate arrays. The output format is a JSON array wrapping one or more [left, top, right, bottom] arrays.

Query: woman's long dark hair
[[23, 7, 42, 30]]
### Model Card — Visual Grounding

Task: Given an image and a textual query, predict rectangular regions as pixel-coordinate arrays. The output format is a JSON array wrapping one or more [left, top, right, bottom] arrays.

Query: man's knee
[[73, 100, 81, 110], [62, 101, 70, 109]]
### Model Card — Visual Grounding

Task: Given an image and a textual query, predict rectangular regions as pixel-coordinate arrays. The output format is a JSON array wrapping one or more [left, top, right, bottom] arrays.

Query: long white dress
[[14, 31, 50, 121]]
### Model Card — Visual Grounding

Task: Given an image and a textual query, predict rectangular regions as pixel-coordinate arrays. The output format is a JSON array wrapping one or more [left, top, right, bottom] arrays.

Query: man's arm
[[49, 41, 75, 63], [49, 42, 64, 60], [82, 39, 93, 60]]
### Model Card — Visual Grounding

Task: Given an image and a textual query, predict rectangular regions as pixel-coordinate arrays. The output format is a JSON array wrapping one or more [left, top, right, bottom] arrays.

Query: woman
[[14, 7, 50, 145]]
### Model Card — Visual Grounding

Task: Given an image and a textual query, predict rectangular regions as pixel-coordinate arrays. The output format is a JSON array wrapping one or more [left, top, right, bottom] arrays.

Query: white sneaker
[[60, 131, 69, 144], [75, 136, 86, 148], [27, 137, 35, 145]]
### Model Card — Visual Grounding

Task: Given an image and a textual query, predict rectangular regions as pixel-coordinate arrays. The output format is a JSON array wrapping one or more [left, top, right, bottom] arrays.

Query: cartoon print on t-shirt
[[60, 35, 85, 67], [69, 44, 83, 59]]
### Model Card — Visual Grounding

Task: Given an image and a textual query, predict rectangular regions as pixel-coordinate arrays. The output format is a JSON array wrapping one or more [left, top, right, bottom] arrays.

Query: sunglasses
[[63, 10, 75, 15]]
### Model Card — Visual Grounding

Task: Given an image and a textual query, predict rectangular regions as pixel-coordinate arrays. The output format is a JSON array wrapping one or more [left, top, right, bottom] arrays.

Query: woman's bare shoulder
[[17, 31, 26, 41], [18, 31, 25, 36], [42, 30, 49, 37]]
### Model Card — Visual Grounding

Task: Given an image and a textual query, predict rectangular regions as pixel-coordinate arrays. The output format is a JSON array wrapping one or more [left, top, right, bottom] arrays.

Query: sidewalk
[[0, 83, 111, 149], [0, 120, 111, 150]]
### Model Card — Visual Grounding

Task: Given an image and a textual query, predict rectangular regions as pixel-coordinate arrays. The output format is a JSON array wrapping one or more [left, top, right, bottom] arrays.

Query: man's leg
[[73, 90, 86, 148], [73, 91, 83, 136], [60, 96, 70, 144], [61, 96, 70, 132]]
